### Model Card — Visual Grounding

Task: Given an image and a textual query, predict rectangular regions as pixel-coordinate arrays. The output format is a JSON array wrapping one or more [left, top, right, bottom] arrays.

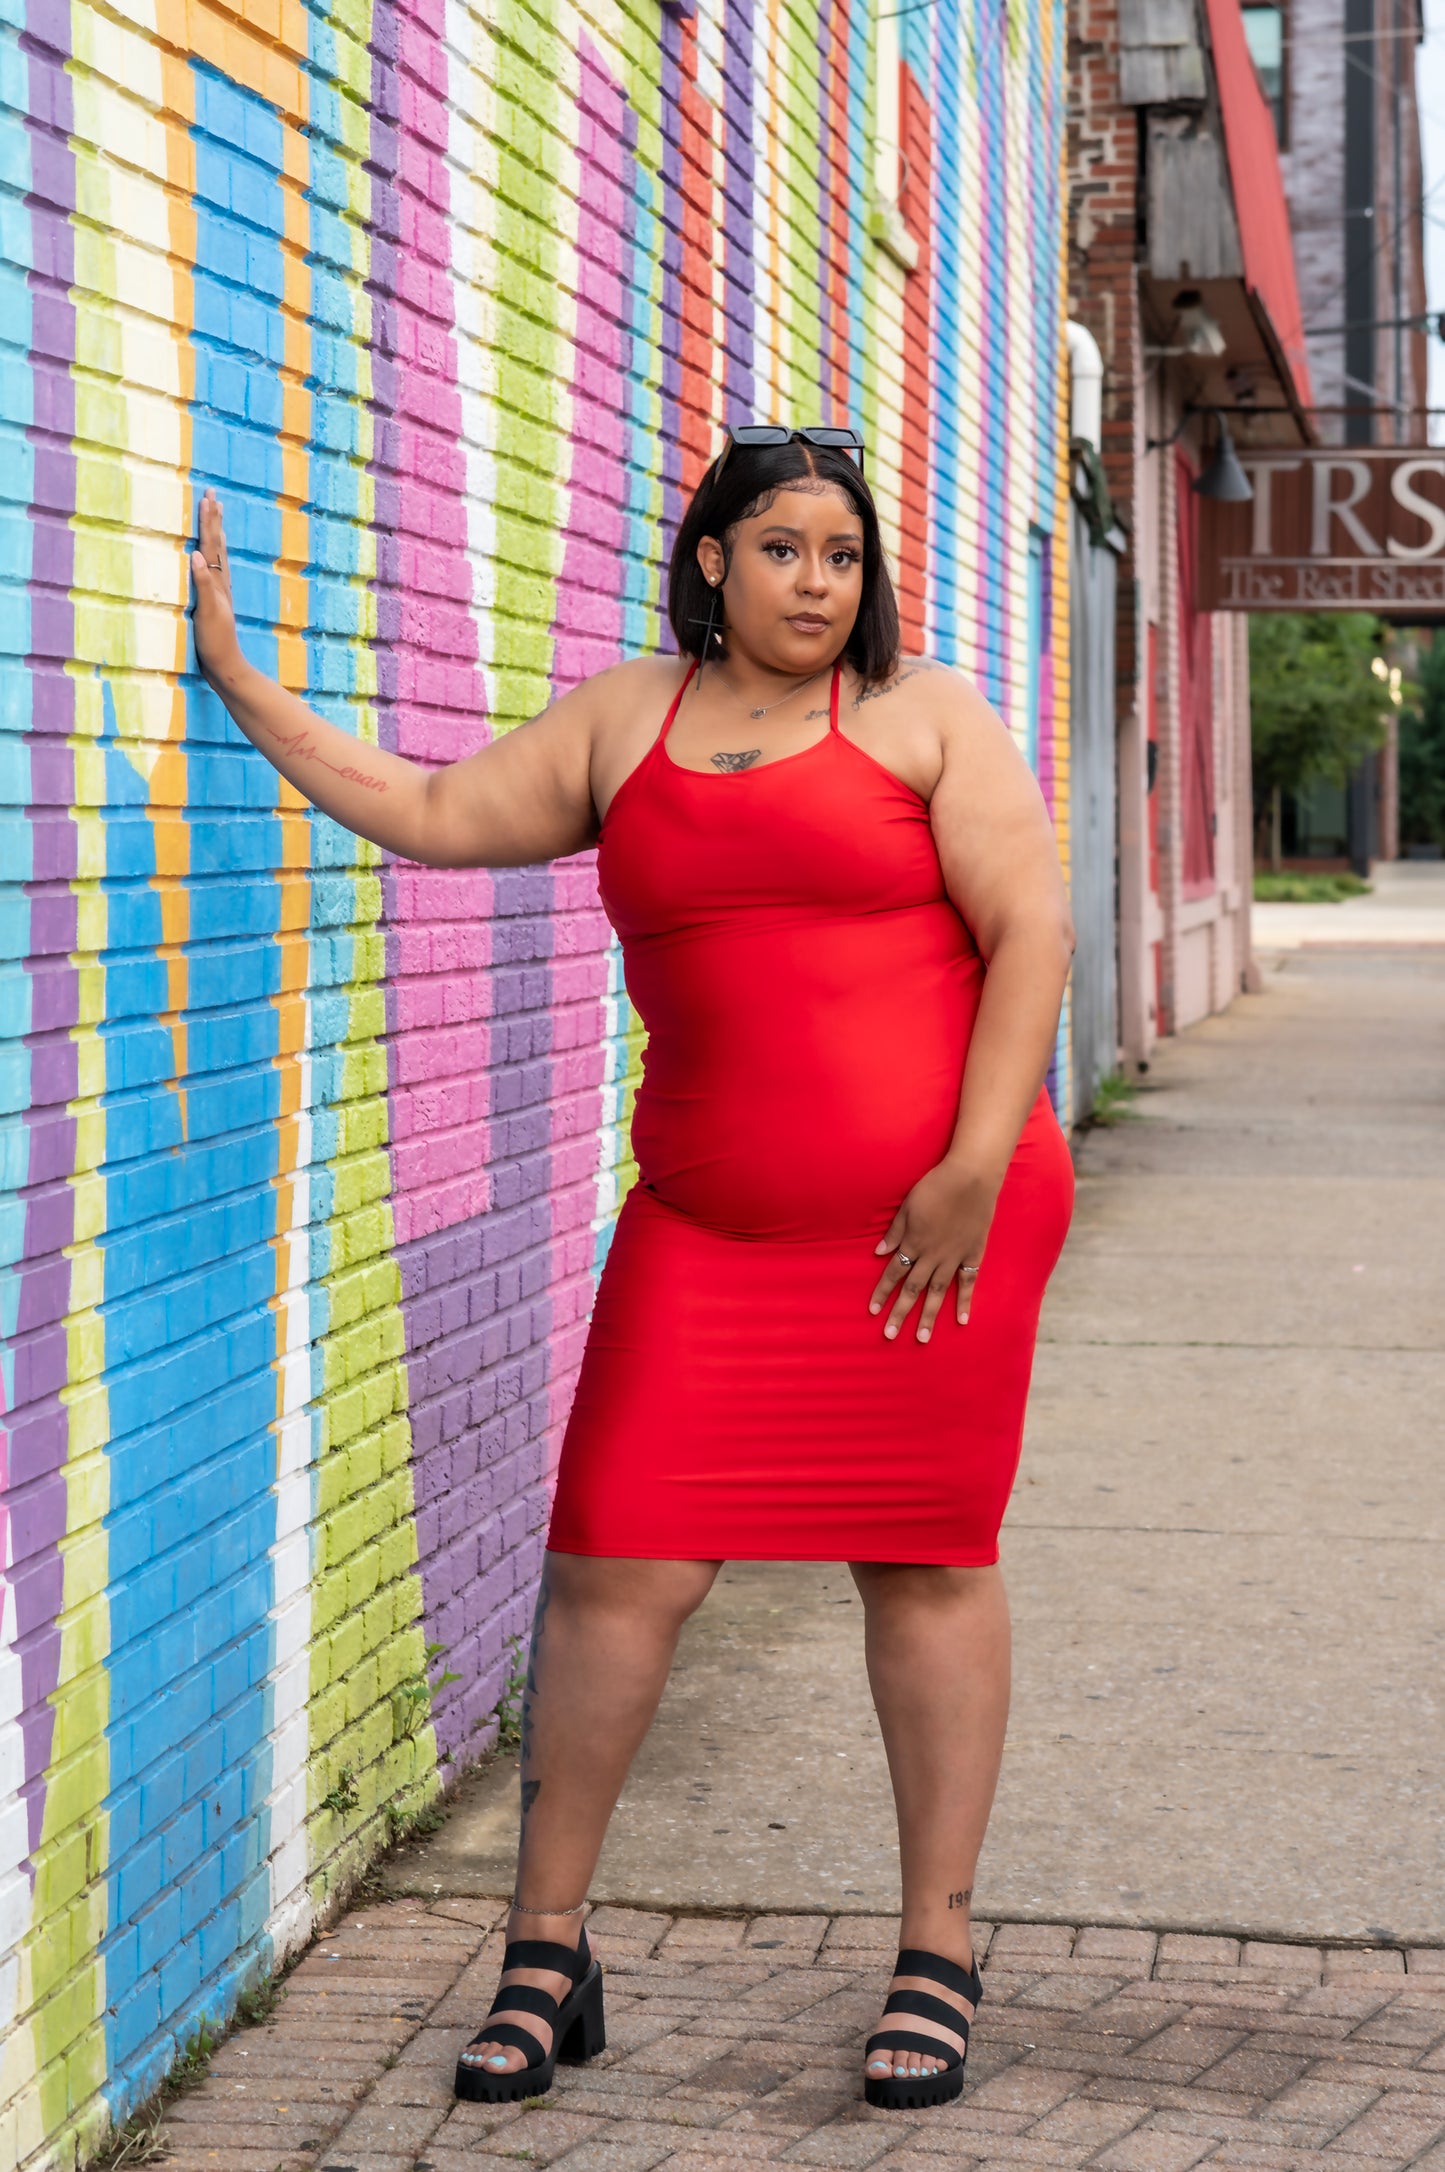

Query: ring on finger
[[960, 1263, 979, 1280], [896, 1253, 913, 1271]]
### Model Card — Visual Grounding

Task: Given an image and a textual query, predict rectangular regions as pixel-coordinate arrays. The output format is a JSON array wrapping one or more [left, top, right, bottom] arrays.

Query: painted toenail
[[486, 2055, 509, 2068]]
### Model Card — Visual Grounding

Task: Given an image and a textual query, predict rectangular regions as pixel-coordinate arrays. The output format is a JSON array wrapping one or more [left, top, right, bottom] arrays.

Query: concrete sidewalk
[[392, 926, 1445, 1945], [153, 913, 1445, 2172], [1252, 858, 1445, 949]]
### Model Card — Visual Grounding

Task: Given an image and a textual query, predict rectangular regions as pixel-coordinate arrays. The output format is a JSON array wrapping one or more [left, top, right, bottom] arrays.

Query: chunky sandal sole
[[455, 1937, 606, 2103], [864, 2060, 965, 2109], [863, 1946, 981, 2112]]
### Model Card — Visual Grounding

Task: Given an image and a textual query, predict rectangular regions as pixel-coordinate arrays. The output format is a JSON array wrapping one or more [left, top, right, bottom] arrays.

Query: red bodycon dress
[[547, 661, 1075, 1564]]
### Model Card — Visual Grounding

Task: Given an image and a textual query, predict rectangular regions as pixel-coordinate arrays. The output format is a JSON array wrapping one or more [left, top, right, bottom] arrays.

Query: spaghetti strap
[[828, 661, 842, 734], [659, 661, 697, 743]]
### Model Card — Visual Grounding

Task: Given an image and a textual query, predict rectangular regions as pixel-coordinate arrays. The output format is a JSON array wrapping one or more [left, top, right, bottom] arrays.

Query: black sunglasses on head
[[714, 423, 866, 480]]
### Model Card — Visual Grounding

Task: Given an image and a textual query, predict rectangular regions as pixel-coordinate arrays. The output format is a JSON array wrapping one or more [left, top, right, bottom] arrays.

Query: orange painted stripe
[[678, 17, 716, 492], [897, 61, 932, 654]]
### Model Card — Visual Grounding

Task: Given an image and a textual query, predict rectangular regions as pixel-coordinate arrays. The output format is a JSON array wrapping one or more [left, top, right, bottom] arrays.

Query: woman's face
[[696, 482, 864, 676]]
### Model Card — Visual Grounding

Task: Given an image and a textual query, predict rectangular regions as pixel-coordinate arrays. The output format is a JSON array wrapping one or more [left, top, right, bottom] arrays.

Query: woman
[[189, 428, 1074, 2112]]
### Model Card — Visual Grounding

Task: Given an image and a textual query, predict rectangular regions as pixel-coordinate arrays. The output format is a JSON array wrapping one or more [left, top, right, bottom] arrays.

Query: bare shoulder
[[848, 652, 946, 708], [849, 654, 998, 728], [585, 652, 690, 727]]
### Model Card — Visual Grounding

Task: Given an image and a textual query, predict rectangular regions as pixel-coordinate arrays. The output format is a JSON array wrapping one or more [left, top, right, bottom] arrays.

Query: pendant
[[749, 706, 765, 719]]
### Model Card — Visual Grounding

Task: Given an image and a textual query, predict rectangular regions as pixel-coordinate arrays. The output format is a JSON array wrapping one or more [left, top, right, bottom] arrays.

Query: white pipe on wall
[[1066, 319, 1104, 450]]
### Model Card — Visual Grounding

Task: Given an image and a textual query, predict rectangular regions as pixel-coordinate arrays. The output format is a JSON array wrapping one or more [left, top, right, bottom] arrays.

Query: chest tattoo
[[710, 748, 763, 772]]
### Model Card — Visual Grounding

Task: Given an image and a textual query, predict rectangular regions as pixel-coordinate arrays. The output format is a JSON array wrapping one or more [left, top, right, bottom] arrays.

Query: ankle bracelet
[[510, 1897, 588, 1917]]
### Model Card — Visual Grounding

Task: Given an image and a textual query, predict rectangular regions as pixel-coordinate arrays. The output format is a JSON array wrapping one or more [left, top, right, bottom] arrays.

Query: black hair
[[666, 440, 901, 685]]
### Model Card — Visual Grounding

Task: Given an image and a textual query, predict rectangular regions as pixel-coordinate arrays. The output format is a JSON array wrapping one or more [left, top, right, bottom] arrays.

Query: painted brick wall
[[0, 0, 1069, 2163]]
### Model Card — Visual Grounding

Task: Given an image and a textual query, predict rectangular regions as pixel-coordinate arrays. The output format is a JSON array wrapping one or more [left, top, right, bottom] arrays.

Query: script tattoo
[[262, 718, 390, 793], [710, 748, 763, 772], [852, 660, 937, 708]]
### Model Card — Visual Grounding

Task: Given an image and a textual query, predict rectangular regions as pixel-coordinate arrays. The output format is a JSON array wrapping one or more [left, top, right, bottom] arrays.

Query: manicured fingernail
[[918, 1328, 930, 1342], [869, 1301, 880, 1314], [960, 1310, 970, 1325], [884, 1324, 897, 1339]]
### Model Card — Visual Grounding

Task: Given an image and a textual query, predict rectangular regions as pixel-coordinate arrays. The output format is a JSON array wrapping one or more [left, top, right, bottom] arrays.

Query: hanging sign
[[1198, 448, 1445, 614]]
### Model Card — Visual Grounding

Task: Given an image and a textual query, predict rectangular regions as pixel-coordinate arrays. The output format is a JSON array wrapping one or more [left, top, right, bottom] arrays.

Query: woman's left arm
[[870, 674, 1074, 1341]]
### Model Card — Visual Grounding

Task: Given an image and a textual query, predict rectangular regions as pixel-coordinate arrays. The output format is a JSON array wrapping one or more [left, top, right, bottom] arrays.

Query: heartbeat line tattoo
[[710, 749, 762, 772], [263, 719, 390, 793]]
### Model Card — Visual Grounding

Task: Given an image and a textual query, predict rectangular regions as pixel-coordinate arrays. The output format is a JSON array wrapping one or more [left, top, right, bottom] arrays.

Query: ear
[[696, 535, 726, 587]]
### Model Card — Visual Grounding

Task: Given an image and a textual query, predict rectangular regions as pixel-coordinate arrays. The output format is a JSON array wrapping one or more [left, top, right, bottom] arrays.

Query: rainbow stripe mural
[[0, 0, 1069, 2158]]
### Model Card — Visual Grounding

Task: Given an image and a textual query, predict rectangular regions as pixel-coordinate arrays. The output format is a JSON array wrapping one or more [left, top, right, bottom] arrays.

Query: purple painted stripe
[[366, 4, 542, 1760], [721, 0, 756, 419], [15, 1, 78, 1871], [549, 34, 630, 696], [657, 8, 687, 568]]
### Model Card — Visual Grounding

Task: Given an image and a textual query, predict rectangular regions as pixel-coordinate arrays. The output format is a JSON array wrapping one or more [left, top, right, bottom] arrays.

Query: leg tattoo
[[517, 1567, 552, 1841]]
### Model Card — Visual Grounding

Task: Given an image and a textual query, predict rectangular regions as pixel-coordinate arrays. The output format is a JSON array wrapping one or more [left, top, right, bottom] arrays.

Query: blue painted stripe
[[101, 59, 286, 2097]]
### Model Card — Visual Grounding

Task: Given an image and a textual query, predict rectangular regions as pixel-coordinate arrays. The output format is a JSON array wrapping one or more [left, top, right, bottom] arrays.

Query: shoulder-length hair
[[666, 439, 901, 685]]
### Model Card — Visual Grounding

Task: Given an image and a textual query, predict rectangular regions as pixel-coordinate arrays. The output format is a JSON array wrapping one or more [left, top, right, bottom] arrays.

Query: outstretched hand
[[869, 1160, 997, 1341], [189, 487, 240, 684]]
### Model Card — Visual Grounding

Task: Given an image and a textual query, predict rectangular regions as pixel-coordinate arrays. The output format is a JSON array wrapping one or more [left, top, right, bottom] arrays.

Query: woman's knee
[[542, 1550, 722, 1634], [848, 1560, 1005, 1614]]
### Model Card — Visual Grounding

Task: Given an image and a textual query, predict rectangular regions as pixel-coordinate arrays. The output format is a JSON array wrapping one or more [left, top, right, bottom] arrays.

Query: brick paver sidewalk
[[154, 1901, 1445, 2172]]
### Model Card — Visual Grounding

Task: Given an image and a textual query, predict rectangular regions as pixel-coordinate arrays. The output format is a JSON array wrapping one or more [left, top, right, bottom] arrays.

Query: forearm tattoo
[[259, 716, 390, 794]]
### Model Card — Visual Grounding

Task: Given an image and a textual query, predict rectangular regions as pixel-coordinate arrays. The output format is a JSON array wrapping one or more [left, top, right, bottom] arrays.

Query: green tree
[[1249, 613, 1387, 868], [1398, 632, 1445, 851]]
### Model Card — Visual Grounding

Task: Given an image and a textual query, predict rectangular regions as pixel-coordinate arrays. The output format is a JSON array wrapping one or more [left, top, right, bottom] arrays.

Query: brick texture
[[0, 1, 1070, 2164], [155, 1904, 1445, 2172]]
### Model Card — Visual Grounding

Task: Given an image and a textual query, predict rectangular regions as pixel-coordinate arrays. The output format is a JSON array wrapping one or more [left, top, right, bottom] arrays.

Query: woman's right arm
[[190, 488, 598, 868]]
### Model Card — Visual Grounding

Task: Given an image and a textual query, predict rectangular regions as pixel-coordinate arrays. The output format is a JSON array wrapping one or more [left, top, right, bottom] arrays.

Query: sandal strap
[[502, 1935, 588, 1979], [883, 1986, 973, 2037], [896, 1947, 983, 2005], [487, 1982, 560, 2025], [465, 2020, 548, 2065], [864, 2028, 962, 2069]]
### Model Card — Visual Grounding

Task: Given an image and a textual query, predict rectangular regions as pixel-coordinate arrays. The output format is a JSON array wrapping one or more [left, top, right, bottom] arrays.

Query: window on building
[[1242, 4, 1287, 145]]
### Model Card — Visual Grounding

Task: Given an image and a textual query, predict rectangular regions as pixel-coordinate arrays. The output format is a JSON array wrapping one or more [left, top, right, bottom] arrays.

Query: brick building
[[0, 0, 1071, 2162], [1069, 0, 1316, 1056], [1263, 0, 1430, 863]]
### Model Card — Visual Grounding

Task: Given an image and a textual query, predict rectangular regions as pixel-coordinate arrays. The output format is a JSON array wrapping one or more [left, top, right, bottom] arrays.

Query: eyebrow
[[756, 524, 862, 541]]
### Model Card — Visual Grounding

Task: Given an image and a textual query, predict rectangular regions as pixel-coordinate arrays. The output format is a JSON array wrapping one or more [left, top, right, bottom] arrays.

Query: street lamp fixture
[[1193, 412, 1254, 501]]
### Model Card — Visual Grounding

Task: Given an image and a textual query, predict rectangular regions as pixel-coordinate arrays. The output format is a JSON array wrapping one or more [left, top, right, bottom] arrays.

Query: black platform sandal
[[863, 1946, 983, 2110], [454, 1926, 606, 2102]]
